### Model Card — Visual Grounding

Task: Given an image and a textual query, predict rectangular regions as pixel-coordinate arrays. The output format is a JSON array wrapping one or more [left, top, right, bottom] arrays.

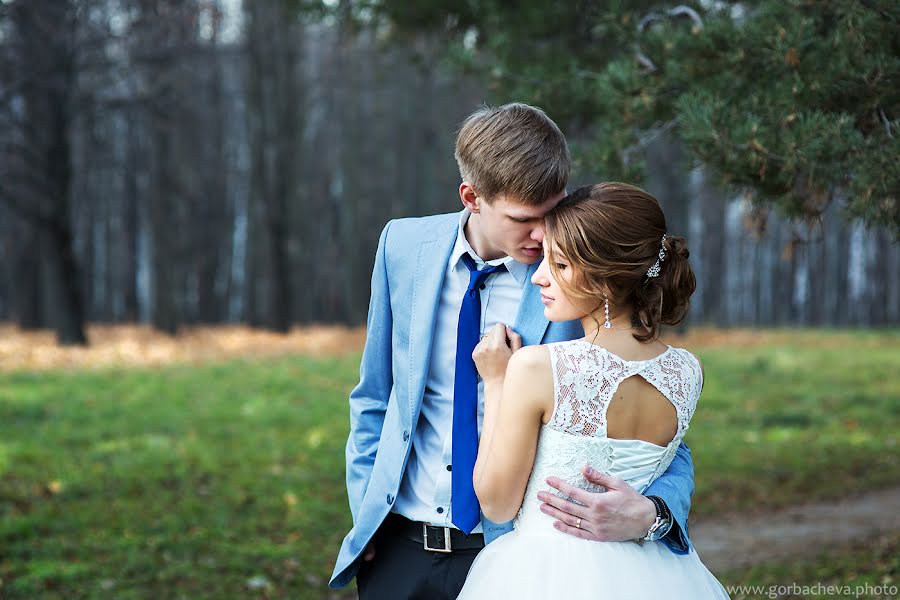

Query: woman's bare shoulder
[[506, 345, 555, 413], [510, 343, 551, 367]]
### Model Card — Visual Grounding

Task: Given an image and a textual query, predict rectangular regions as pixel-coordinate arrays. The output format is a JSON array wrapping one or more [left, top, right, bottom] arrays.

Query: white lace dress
[[458, 341, 730, 599]]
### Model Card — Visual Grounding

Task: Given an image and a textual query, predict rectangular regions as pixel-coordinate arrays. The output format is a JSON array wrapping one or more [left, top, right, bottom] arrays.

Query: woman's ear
[[597, 282, 613, 301]]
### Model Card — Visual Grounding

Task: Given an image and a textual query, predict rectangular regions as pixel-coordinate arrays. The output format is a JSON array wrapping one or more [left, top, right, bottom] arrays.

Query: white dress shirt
[[393, 210, 531, 530]]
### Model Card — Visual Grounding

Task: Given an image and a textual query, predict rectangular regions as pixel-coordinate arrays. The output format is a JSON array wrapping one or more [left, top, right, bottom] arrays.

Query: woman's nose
[[531, 260, 549, 286]]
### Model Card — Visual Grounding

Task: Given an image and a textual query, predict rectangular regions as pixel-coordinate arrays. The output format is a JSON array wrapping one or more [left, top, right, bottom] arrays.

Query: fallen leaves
[[0, 324, 891, 373], [0, 324, 367, 372]]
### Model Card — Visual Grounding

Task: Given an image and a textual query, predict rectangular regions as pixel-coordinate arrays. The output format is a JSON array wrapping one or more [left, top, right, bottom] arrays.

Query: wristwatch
[[642, 495, 672, 542]]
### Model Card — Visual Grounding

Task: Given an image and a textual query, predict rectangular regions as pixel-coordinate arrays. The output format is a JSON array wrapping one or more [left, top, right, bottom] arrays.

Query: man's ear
[[459, 182, 481, 213]]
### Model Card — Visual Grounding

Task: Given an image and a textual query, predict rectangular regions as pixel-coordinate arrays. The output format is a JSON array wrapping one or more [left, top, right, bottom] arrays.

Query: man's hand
[[362, 543, 375, 562], [537, 465, 656, 541]]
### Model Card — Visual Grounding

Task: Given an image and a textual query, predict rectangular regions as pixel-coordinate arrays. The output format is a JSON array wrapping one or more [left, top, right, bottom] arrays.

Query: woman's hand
[[472, 323, 522, 385]]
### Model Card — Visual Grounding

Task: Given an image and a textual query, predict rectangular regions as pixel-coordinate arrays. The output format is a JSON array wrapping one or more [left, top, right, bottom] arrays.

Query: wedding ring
[[576, 517, 582, 529]]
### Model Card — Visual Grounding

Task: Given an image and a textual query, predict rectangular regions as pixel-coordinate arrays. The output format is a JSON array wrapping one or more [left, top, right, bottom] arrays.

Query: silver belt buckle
[[422, 524, 452, 553]]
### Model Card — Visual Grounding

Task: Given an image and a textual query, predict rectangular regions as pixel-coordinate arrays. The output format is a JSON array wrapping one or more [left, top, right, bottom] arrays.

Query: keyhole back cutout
[[605, 374, 678, 447]]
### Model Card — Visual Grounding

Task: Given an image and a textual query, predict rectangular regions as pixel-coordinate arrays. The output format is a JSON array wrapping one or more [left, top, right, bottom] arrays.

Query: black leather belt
[[386, 513, 486, 553]]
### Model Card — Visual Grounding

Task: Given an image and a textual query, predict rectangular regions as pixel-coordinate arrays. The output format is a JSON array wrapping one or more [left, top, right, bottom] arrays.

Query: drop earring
[[604, 296, 612, 329]]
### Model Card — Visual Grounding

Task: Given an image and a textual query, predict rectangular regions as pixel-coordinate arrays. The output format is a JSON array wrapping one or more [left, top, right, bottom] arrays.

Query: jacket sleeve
[[643, 441, 694, 554], [345, 221, 394, 524]]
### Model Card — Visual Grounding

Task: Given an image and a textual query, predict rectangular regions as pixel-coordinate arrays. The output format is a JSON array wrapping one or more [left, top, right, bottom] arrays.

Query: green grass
[[0, 329, 898, 598], [1, 356, 360, 599], [686, 330, 900, 517]]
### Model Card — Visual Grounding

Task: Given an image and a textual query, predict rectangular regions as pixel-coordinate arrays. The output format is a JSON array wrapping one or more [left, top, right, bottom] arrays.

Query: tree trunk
[[149, 123, 179, 335], [40, 216, 87, 344], [122, 114, 141, 322], [244, 0, 297, 332], [11, 224, 43, 330], [7, 0, 87, 345]]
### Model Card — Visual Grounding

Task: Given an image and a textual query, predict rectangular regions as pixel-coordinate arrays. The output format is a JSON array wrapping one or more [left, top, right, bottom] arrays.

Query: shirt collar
[[451, 209, 531, 287]]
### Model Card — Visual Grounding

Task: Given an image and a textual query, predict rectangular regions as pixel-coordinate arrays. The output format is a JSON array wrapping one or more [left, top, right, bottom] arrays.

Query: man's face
[[474, 191, 565, 264]]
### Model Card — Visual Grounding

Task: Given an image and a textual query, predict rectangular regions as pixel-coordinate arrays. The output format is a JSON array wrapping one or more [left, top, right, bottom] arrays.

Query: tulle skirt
[[457, 527, 730, 599]]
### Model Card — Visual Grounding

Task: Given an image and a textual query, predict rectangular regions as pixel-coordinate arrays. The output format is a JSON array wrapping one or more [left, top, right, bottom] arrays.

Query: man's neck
[[464, 213, 506, 262]]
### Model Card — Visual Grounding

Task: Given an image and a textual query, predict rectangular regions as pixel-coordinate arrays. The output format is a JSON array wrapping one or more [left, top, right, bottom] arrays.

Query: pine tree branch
[[878, 108, 894, 138], [636, 5, 704, 72], [622, 118, 680, 164], [859, 0, 898, 22]]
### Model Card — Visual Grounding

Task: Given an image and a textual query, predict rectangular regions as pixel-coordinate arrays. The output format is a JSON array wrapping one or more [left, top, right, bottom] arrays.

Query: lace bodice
[[515, 341, 703, 534]]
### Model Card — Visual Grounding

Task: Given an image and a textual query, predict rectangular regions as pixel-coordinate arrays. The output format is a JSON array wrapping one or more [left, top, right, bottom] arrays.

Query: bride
[[458, 183, 729, 599]]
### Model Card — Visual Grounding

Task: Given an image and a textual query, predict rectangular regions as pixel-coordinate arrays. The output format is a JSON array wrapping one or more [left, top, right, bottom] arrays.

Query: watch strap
[[643, 496, 672, 541]]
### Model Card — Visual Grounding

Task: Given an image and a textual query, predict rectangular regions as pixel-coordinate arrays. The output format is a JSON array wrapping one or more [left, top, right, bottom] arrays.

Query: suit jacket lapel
[[406, 224, 457, 425], [514, 262, 550, 347]]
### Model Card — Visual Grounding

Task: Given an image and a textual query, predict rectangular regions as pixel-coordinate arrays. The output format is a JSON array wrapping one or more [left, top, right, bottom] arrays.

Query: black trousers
[[356, 516, 483, 600]]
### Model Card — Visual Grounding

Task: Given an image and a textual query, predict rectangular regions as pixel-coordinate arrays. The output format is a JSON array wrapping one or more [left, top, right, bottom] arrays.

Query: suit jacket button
[[386, 494, 394, 505], [403, 430, 410, 442]]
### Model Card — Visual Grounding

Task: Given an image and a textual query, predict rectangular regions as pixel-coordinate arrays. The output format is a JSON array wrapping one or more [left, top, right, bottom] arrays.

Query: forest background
[[1, 0, 897, 345]]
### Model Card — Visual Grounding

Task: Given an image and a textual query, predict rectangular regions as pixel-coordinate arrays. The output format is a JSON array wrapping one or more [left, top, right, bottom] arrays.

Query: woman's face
[[530, 241, 589, 322]]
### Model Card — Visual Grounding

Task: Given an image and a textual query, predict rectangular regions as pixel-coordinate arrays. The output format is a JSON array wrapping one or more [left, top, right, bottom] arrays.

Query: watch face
[[644, 517, 664, 540]]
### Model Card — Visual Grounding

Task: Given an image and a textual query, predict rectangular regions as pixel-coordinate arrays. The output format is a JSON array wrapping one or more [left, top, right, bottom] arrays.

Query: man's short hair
[[454, 103, 570, 206]]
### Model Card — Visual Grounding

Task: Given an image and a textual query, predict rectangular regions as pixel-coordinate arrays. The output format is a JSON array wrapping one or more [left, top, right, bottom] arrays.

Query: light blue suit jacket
[[329, 212, 695, 589]]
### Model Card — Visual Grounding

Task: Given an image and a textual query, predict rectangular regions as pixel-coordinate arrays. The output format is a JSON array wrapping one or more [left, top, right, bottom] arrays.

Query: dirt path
[[691, 484, 900, 572]]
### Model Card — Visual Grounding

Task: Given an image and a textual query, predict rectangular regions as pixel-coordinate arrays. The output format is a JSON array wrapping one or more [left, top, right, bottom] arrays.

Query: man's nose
[[531, 225, 545, 243]]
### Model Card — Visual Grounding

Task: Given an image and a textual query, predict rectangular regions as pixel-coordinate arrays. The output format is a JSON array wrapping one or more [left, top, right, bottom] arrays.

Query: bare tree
[[0, 0, 87, 345], [1, 1, 896, 340], [243, 0, 302, 332]]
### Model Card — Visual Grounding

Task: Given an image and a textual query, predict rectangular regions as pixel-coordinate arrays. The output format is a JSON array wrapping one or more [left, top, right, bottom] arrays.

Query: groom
[[330, 103, 695, 598]]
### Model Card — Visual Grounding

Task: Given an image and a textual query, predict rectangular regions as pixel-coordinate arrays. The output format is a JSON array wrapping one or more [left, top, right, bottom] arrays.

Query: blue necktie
[[452, 253, 505, 534]]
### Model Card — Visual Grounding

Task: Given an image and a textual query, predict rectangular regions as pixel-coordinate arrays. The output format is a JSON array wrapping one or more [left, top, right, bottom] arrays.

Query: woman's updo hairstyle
[[543, 182, 696, 343]]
